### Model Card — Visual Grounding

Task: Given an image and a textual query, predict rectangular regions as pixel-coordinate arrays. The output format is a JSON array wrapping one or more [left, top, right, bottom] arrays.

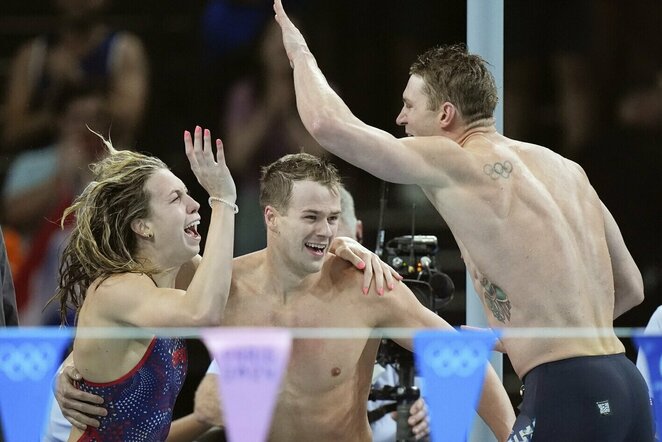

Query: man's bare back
[[273, 12, 650, 436], [420, 130, 628, 377]]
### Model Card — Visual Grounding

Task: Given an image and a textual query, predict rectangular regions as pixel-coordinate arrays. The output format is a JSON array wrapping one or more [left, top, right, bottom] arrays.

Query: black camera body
[[384, 235, 438, 274], [382, 235, 454, 314]]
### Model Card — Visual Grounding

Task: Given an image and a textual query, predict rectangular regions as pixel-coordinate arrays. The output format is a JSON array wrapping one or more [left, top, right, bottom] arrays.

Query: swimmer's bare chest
[[223, 288, 376, 392]]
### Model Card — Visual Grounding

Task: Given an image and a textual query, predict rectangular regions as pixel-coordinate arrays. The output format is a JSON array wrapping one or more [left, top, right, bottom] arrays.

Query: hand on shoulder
[[329, 237, 402, 296]]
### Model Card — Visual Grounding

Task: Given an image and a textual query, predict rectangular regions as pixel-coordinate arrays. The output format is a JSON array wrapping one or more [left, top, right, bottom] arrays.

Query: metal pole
[[466, 1, 504, 441]]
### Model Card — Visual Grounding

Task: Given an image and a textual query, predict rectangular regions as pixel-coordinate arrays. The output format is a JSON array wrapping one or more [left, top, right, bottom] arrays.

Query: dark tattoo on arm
[[481, 278, 511, 323], [483, 161, 513, 180]]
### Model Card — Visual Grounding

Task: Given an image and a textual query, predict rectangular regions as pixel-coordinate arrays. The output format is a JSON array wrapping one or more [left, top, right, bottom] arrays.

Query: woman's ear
[[131, 219, 152, 239]]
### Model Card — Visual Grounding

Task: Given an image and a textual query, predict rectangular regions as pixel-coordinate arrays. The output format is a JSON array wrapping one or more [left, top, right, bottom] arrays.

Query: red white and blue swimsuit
[[76, 337, 188, 441]]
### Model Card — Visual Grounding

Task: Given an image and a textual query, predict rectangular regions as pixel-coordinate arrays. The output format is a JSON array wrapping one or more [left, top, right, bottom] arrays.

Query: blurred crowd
[[0, 0, 659, 415]]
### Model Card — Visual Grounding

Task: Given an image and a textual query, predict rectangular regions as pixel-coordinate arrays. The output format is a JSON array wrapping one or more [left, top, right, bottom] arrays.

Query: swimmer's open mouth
[[305, 242, 326, 256], [184, 220, 200, 238]]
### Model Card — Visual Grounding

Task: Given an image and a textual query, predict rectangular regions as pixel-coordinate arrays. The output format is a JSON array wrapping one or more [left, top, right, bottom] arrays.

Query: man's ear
[[131, 219, 152, 239], [438, 102, 457, 129], [264, 206, 280, 233]]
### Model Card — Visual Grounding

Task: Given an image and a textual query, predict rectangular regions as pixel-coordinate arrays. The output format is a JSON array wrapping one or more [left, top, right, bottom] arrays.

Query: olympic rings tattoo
[[483, 161, 513, 180]]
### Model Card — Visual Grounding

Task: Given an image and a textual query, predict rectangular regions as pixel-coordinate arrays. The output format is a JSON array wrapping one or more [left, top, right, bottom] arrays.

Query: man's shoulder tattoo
[[483, 161, 513, 180]]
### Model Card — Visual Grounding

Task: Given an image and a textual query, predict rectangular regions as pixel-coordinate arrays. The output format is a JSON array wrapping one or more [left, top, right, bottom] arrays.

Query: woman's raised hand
[[185, 126, 236, 202]]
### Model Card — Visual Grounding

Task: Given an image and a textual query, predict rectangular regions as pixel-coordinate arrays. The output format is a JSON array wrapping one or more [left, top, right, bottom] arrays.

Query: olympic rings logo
[[422, 339, 489, 378], [0, 343, 58, 382], [483, 161, 513, 180]]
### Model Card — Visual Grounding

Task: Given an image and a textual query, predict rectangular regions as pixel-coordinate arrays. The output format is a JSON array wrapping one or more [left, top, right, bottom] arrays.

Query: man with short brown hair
[[185, 153, 514, 441], [274, 1, 653, 440]]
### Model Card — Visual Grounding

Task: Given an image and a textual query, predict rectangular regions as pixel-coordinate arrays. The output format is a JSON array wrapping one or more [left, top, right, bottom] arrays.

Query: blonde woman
[[56, 126, 235, 441]]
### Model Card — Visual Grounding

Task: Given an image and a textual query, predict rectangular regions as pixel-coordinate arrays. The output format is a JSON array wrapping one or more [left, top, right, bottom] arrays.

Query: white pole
[[466, 1, 504, 441]]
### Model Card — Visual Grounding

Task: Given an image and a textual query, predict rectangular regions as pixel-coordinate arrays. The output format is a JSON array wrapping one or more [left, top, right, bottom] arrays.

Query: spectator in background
[[1, 85, 110, 325], [0, 227, 18, 328], [618, 70, 662, 130], [199, 0, 305, 118], [1, 0, 148, 153], [337, 186, 363, 245], [0, 228, 18, 442], [0, 228, 22, 301], [222, 19, 324, 255], [202, 0, 273, 62]]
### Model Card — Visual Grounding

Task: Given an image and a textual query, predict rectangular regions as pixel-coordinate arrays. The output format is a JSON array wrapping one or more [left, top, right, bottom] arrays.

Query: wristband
[[208, 196, 239, 214]]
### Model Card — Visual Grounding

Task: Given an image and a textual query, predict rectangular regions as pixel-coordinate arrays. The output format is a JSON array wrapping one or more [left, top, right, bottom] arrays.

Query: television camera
[[381, 234, 454, 314]]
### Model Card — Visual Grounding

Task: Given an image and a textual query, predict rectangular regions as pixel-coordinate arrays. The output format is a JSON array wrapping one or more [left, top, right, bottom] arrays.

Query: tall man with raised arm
[[273, 1, 653, 440]]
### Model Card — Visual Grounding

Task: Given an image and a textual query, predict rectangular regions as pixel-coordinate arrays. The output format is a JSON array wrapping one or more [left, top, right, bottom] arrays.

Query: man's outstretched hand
[[273, 0, 309, 67]]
